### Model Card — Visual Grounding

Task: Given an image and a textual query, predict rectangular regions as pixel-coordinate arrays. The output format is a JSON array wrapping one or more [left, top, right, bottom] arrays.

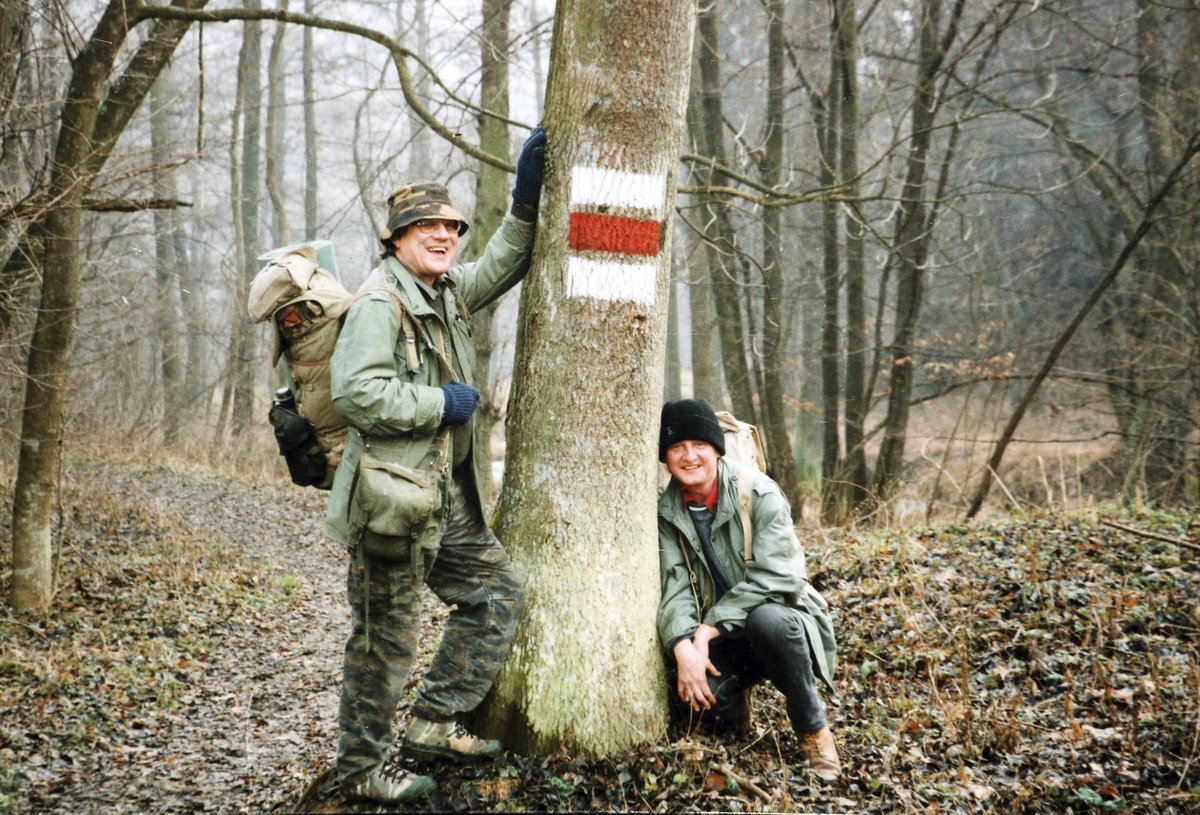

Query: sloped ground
[[1, 461, 1198, 814]]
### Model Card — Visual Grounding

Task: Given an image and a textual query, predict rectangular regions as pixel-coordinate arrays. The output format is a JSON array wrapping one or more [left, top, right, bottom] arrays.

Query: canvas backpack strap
[[736, 469, 756, 564], [356, 286, 456, 380], [674, 527, 705, 621]]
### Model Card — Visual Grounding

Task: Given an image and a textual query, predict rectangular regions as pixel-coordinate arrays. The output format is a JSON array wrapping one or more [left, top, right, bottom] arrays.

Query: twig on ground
[[1099, 518, 1200, 554], [716, 763, 771, 802]]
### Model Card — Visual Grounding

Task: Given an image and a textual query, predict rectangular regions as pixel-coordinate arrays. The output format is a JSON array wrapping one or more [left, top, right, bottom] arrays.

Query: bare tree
[[9, 0, 208, 610], [755, 0, 801, 507]]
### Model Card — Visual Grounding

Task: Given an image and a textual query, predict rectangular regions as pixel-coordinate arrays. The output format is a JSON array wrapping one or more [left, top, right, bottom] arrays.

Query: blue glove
[[511, 125, 547, 210], [440, 382, 481, 427]]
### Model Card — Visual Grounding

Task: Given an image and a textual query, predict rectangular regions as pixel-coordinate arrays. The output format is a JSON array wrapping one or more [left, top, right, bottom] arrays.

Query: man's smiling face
[[392, 219, 460, 286]]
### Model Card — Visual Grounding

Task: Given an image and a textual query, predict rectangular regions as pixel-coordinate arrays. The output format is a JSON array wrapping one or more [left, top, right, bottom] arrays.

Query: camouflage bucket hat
[[380, 181, 469, 246]]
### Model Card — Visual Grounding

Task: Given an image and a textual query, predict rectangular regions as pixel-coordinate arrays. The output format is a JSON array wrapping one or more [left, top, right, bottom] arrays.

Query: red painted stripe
[[568, 212, 661, 257]]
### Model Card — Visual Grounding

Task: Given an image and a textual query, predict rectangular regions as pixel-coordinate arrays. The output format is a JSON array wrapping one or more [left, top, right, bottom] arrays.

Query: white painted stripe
[[569, 166, 667, 214], [566, 256, 657, 306]]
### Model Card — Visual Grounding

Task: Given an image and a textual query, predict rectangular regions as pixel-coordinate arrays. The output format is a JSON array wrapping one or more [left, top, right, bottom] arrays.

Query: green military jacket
[[324, 213, 535, 546], [657, 459, 838, 691]]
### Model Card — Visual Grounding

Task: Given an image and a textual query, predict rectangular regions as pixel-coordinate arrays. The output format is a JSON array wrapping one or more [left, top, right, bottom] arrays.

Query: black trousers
[[679, 603, 826, 736]]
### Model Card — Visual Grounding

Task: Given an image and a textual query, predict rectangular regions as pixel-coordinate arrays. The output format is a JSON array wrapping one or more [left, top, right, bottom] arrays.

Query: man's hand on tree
[[510, 125, 546, 220]]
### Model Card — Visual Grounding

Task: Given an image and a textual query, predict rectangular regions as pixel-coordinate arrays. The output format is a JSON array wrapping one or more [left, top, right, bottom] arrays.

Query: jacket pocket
[[352, 451, 441, 561]]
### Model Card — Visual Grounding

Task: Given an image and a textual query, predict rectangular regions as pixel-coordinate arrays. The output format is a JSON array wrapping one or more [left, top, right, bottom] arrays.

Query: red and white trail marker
[[565, 165, 667, 306]]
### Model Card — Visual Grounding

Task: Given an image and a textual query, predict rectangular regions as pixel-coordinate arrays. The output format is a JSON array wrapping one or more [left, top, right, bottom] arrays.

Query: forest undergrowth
[[1, 458, 1197, 814]]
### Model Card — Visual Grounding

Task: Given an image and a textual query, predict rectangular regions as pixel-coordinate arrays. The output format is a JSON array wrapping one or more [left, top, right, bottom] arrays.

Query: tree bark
[[693, 0, 755, 421], [265, 1, 290, 246], [149, 70, 186, 446], [231, 4, 263, 439], [480, 0, 696, 757], [10, 0, 139, 610], [756, 0, 801, 508], [870, 0, 964, 503], [834, 0, 868, 507], [683, 45, 718, 403], [303, 0, 318, 238], [464, 0, 515, 510], [816, 68, 843, 521]]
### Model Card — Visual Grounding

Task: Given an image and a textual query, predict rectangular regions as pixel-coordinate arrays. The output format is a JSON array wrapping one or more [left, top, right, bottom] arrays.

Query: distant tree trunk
[[813, 66, 843, 521], [683, 41, 718, 402], [756, 0, 801, 508], [149, 71, 186, 446], [10, 0, 138, 610], [664, 266, 682, 400], [406, 0, 432, 175], [693, 0, 755, 421], [465, 0, 514, 509], [232, 6, 263, 439], [9, 0, 207, 610], [871, 0, 964, 503], [265, 2, 290, 246], [479, 0, 695, 757], [1125, 0, 1196, 500], [303, 0, 318, 239], [0, 0, 31, 182], [834, 0, 868, 506]]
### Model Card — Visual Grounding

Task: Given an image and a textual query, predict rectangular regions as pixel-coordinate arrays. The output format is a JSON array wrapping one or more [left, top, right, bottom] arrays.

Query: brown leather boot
[[798, 726, 841, 781]]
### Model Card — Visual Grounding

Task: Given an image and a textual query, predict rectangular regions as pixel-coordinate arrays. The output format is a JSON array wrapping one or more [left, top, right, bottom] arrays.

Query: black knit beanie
[[659, 399, 726, 462]]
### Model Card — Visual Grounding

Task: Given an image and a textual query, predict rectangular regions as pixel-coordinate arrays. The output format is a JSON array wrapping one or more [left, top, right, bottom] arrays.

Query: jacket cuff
[[510, 200, 538, 222]]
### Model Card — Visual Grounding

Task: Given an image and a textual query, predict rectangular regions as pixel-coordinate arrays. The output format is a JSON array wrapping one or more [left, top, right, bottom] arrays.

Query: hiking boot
[[345, 764, 435, 802], [798, 726, 841, 782], [404, 716, 503, 762]]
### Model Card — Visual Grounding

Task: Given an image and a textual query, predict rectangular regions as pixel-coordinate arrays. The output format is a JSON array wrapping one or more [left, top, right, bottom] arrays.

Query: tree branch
[[1100, 518, 1200, 554], [134, 4, 517, 172]]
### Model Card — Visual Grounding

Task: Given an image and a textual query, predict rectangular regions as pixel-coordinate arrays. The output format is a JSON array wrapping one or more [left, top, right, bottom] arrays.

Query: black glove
[[440, 381, 481, 427], [511, 125, 547, 214]]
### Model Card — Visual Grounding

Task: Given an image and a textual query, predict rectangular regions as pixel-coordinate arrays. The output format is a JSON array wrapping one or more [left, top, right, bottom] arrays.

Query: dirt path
[[4, 465, 351, 814]]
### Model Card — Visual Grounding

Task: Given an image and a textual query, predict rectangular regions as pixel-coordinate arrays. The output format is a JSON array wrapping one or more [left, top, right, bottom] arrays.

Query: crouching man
[[656, 399, 842, 781]]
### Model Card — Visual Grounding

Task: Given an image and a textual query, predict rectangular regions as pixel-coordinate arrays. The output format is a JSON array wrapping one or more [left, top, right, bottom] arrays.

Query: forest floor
[[1, 459, 1198, 814]]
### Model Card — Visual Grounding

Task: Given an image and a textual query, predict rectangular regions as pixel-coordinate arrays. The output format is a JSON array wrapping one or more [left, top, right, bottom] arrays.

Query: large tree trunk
[[814, 66, 843, 521], [1125, 0, 1197, 500], [479, 0, 696, 757]]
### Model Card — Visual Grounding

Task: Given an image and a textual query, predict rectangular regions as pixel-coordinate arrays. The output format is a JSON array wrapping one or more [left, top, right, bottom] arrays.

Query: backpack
[[247, 244, 434, 489], [714, 411, 767, 564]]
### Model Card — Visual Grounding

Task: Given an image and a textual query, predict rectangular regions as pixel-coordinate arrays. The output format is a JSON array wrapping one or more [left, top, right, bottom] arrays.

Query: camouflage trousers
[[336, 469, 525, 783]]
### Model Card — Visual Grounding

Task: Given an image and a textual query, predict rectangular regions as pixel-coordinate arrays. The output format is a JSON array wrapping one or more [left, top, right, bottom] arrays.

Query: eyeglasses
[[412, 218, 462, 235]]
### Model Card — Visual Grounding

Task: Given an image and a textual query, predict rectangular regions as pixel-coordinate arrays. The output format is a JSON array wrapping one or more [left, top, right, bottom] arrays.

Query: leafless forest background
[[1, 1, 1198, 812], [4, 0, 1197, 534]]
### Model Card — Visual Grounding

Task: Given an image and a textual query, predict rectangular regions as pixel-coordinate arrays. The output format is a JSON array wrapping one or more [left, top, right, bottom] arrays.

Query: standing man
[[325, 127, 546, 803], [656, 399, 842, 781]]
